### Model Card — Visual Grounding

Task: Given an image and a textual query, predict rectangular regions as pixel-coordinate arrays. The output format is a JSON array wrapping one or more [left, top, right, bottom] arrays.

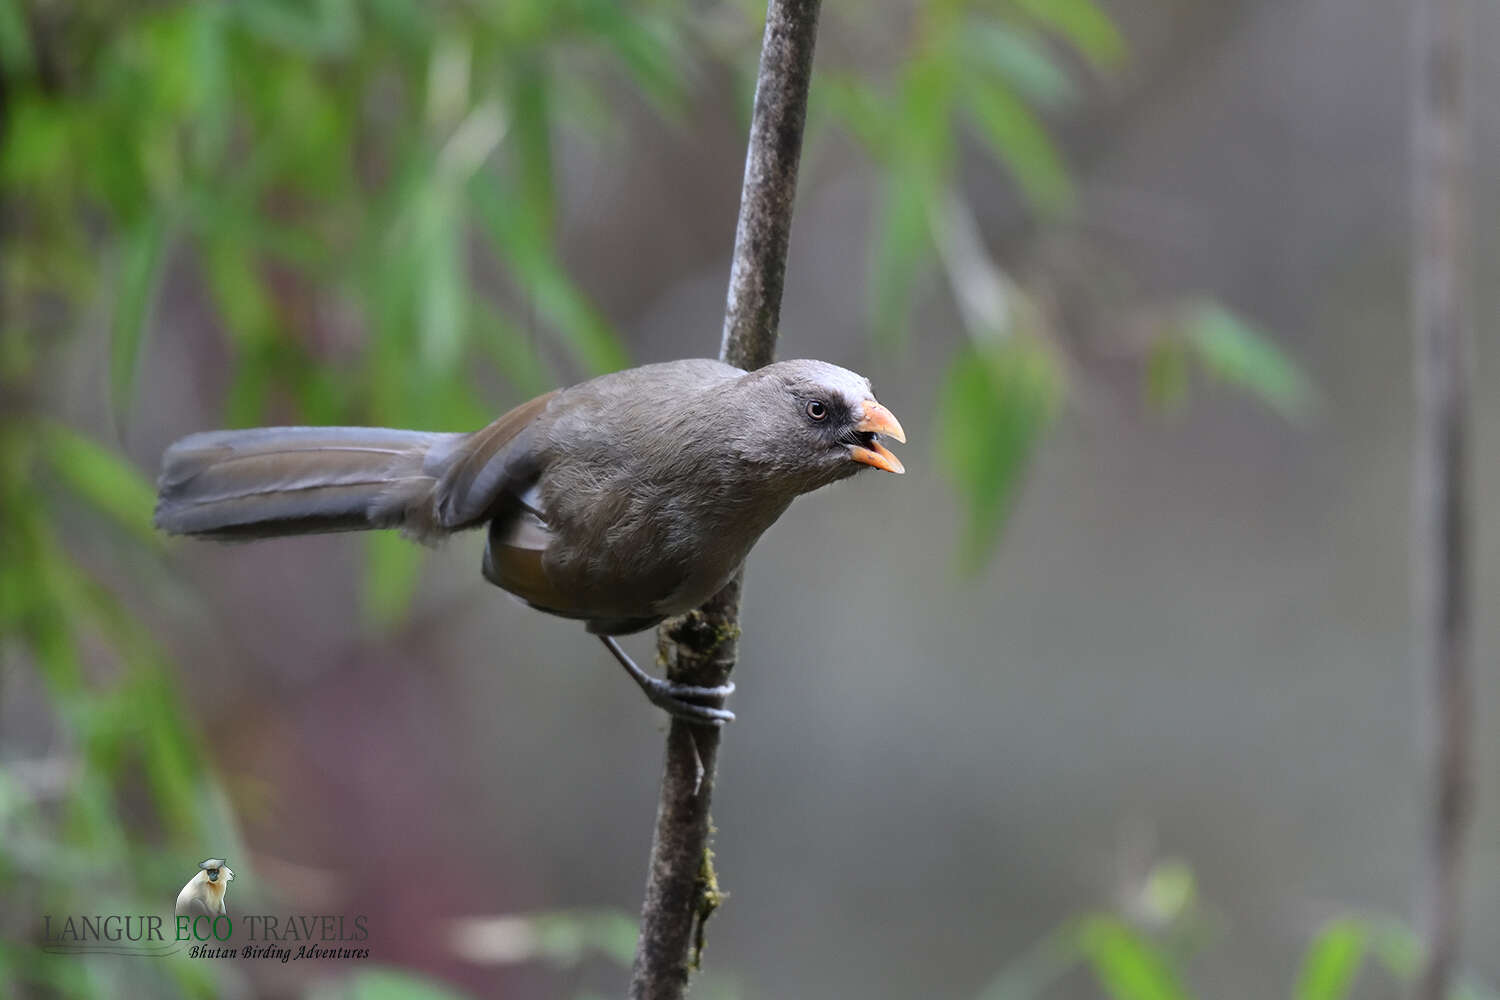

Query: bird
[[175, 859, 234, 917], [154, 358, 906, 725]]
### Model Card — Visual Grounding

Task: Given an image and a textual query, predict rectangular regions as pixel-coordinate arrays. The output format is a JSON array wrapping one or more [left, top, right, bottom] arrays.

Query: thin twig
[[628, 2, 822, 997], [1410, 0, 1472, 996]]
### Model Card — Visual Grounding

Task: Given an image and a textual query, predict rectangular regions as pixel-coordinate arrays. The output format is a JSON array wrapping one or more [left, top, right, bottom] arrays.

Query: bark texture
[[629, 2, 822, 997], [1411, 0, 1472, 996]]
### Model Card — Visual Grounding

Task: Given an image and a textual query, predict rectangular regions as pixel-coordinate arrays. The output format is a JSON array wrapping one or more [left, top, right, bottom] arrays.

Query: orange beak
[[848, 399, 907, 474]]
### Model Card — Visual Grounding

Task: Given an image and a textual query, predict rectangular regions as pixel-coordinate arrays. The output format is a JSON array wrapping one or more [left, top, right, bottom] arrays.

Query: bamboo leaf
[[414, 182, 467, 373], [470, 179, 626, 373], [363, 532, 424, 626], [573, 0, 689, 114], [1074, 917, 1191, 1000], [1144, 336, 1190, 413], [230, 0, 360, 56], [1180, 301, 1315, 420], [40, 421, 161, 546], [110, 216, 168, 419], [308, 968, 473, 1000], [962, 24, 1077, 109], [869, 164, 936, 346], [965, 82, 1075, 217], [473, 301, 553, 398], [938, 339, 1061, 567], [0, 0, 31, 74], [814, 74, 892, 155], [510, 59, 557, 234], [1014, 0, 1127, 71], [1294, 919, 1367, 1000]]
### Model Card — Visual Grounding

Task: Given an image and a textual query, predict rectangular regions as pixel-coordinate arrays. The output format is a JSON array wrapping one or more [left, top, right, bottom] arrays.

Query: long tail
[[154, 426, 467, 542]]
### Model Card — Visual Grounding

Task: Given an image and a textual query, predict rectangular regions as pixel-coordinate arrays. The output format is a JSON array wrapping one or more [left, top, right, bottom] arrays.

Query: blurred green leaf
[[110, 216, 168, 419], [573, 0, 689, 115], [532, 909, 639, 966], [869, 164, 936, 345], [308, 967, 474, 1000], [815, 74, 892, 155], [1137, 860, 1196, 926], [470, 178, 627, 374], [901, 48, 958, 164], [186, 4, 234, 171], [1, 97, 72, 185], [867, 51, 953, 343], [204, 240, 276, 349], [962, 24, 1077, 109], [230, 0, 359, 56], [366, 0, 432, 43], [414, 182, 468, 373], [473, 300, 553, 398], [938, 339, 1061, 567], [0, 0, 30, 74], [1358, 919, 1500, 1000], [1179, 301, 1314, 420], [510, 58, 557, 233], [1145, 336, 1190, 413], [1013, 0, 1127, 71], [975, 928, 1078, 1000], [1294, 919, 1367, 1000], [39, 421, 160, 546], [1365, 920, 1420, 981], [965, 82, 1074, 217], [363, 530, 425, 626], [1075, 916, 1191, 1000], [449, 908, 638, 969]]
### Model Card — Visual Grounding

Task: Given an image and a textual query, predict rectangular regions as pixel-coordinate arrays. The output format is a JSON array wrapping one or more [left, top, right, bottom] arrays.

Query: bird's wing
[[479, 483, 575, 612], [432, 390, 558, 529]]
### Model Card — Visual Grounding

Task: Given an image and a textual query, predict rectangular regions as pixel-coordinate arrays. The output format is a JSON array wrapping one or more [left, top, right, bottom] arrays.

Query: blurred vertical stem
[[1410, 0, 1472, 996], [629, 1, 821, 997]]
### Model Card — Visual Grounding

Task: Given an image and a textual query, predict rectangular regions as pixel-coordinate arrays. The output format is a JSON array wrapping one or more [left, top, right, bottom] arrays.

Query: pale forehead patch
[[769, 359, 874, 402]]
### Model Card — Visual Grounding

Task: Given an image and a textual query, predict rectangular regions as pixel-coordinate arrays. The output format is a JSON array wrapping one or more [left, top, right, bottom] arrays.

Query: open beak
[[848, 399, 907, 475]]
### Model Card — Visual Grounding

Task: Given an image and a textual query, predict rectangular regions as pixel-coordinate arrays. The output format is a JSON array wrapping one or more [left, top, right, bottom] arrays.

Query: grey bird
[[154, 359, 906, 725]]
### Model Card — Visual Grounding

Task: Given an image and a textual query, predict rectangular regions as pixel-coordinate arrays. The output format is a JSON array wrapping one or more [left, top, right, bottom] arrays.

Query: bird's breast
[[485, 461, 789, 621]]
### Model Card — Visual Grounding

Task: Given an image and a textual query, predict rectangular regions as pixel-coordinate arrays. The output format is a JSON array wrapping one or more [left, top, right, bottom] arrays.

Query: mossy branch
[[628, 2, 823, 997], [1410, 0, 1473, 997]]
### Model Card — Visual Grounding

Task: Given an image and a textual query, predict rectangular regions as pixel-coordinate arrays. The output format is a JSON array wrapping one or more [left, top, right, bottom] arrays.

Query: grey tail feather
[[153, 427, 467, 543]]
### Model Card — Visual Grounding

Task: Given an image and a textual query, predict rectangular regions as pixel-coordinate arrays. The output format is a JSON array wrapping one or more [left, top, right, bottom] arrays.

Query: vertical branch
[[718, 0, 822, 370], [629, 1, 822, 997], [1411, 0, 1472, 996]]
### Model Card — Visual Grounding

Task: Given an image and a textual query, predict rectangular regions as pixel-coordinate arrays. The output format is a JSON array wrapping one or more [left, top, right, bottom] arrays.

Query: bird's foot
[[599, 636, 735, 726], [636, 673, 736, 726]]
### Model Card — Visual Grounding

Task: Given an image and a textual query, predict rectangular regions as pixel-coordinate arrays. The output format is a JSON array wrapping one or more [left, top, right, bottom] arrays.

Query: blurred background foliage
[[0, 0, 1440, 998]]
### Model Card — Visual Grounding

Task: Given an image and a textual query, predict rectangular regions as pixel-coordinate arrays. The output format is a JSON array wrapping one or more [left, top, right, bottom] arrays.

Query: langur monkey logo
[[175, 858, 234, 917]]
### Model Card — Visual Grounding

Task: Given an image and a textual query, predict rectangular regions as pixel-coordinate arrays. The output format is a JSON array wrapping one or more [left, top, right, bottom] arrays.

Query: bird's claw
[[638, 675, 736, 727], [599, 635, 735, 727]]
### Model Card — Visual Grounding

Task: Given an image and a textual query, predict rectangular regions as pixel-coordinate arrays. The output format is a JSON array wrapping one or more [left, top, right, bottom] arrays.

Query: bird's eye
[[806, 400, 827, 421]]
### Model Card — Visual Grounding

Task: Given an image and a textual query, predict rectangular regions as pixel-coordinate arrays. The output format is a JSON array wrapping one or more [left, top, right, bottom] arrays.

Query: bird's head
[[739, 360, 906, 491]]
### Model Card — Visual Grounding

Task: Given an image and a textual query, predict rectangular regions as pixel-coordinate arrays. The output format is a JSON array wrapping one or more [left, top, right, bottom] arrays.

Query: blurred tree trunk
[[1410, 0, 1472, 996], [628, 2, 822, 998]]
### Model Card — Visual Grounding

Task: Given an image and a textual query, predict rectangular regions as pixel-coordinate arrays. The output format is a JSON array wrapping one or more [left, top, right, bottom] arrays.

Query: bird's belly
[[483, 485, 786, 625], [652, 559, 741, 617], [546, 531, 744, 621], [483, 513, 727, 623]]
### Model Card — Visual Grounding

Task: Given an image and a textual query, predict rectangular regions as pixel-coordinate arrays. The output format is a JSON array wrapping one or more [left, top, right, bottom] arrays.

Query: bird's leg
[[599, 636, 735, 726]]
